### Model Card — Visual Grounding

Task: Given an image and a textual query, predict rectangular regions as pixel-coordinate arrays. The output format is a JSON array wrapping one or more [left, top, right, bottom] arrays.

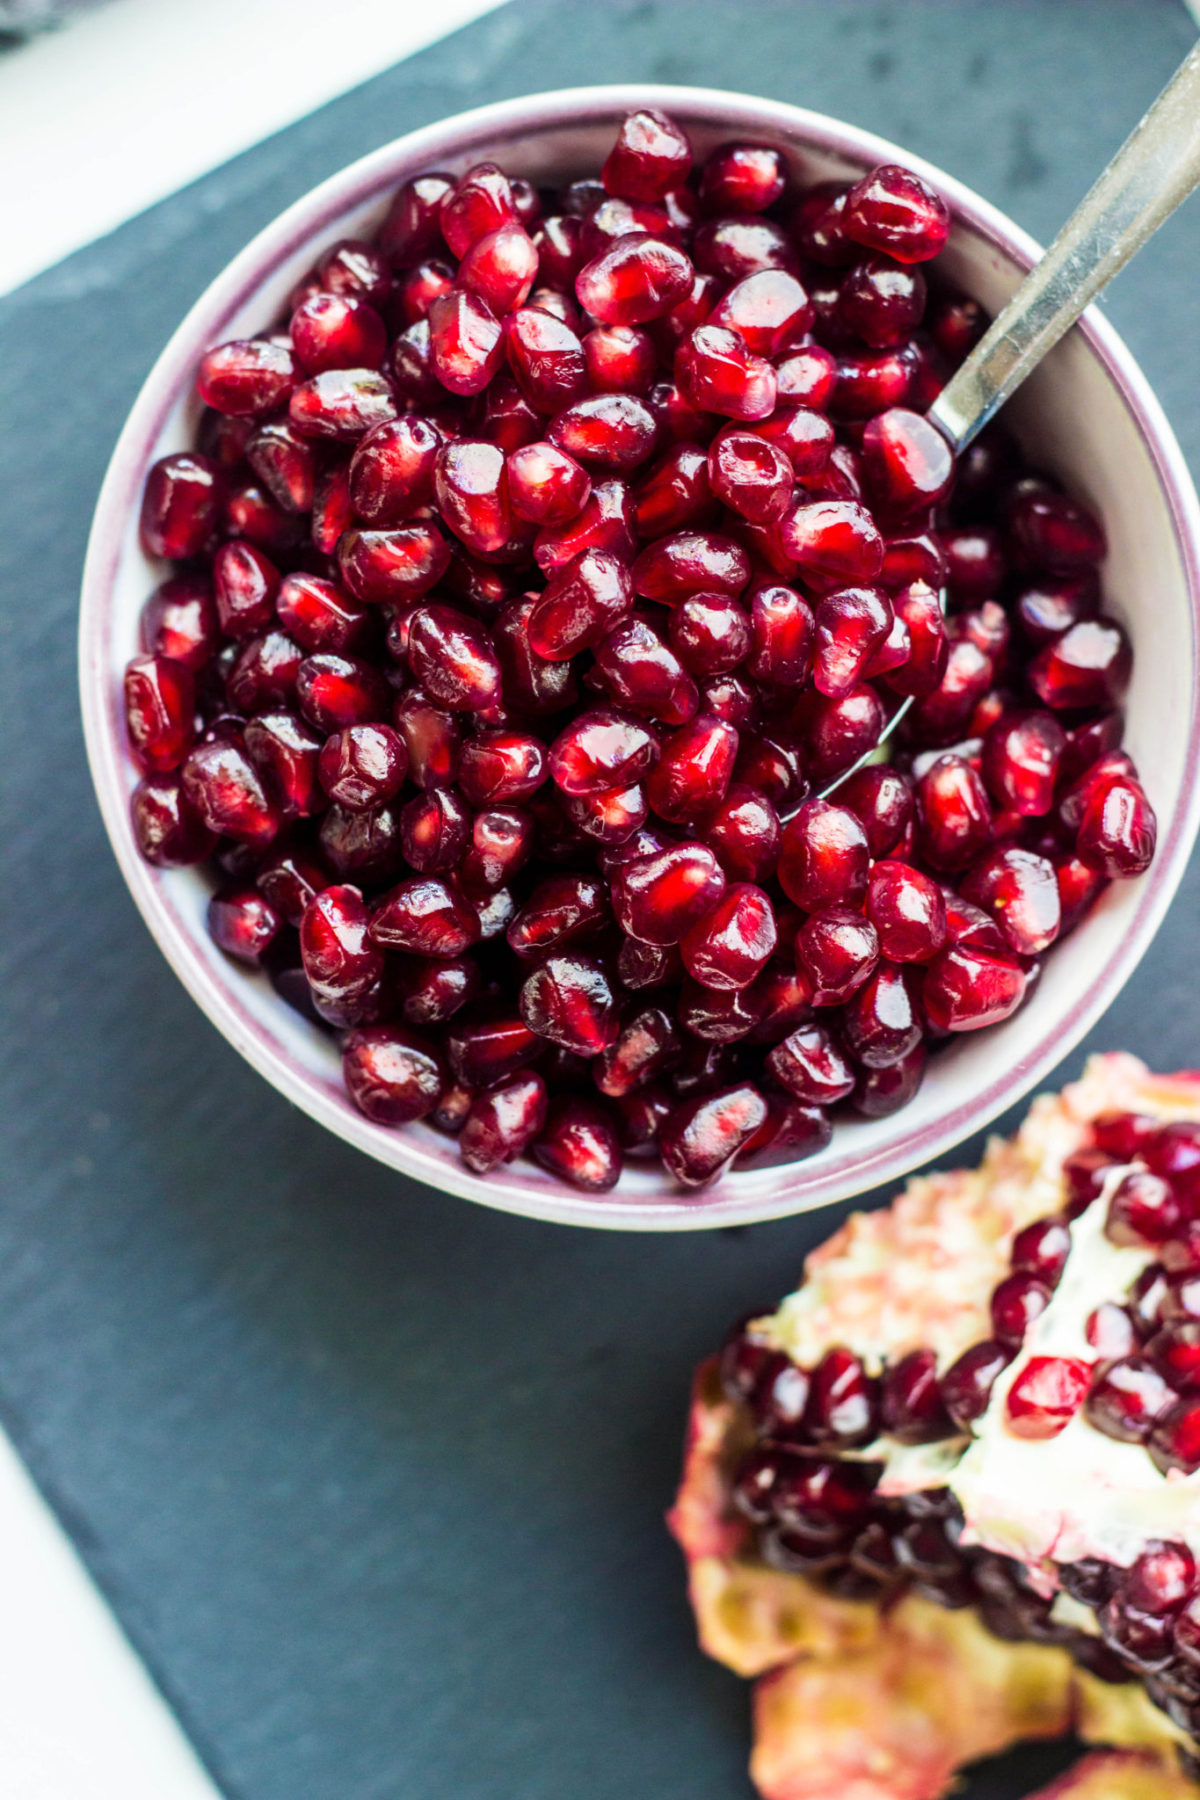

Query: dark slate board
[[1, 3, 1199, 1796]]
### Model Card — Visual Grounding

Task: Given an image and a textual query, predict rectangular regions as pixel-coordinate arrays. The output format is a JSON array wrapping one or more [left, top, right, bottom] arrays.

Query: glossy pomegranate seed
[[535, 476, 637, 573], [765, 1023, 855, 1106], [980, 710, 1064, 816], [1011, 1216, 1072, 1287], [139, 574, 218, 672], [881, 1348, 954, 1443], [392, 688, 460, 790], [590, 613, 698, 726], [632, 444, 714, 538], [1149, 1399, 1200, 1476], [379, 170, 454, 260], [243, 710, 324, 816], [915, 755, 993, 870], [528, 548, 635, 661], [529, 1099, 621, 1192], [775, 346, 838, 413], [861, 407, 954, 519], [180, 736, 279, 847], [836, 766, 912, 859], [602, 107, 691, 200], [853, 1043, 927, 1116], [675, 325, 775, 421], [123, 654, 194, 773], [658, 1082, 767, 1187], [1085, 1303, 1139, 1359], [778, 800, 869, 911], [923, 942, 1026, 1033], [456, 731, 544, 808], [347, 416, 440, 524], [240, 419, 314, 516], [842, 961, 921, 1067], [709, 270, 811, 357], [395, 788, 468, 873], [140, 452, 224, 560], [1077, 777, 1157, 877], [940, 1339, 1012, 1428], [666, 593, 750, 677], [436, 162, 513, 259], [130, 774, 216, 866], [699, 142, 787, 213], [293, 653, 388, 732], [505, 441, 589, 526], [503, 305, 587, 411], [340, 1026, 445, 1126], [705, 430, 790, 525], [546, 707, 655, 798], [799, 684, 887, 784], [518, 953, 618, 1056], [645, 713, 738, 822], [548, 392, 657, 473], [1148, 1321, 1200, 1391], [842, 164, 950, 263], [432, 439, 509, 556], [864, 860, 946, 963], [289, 291, 385, 374], [776, 498, 884, 591], [369, 876, 479, 957], [299, 884, 384, 1022], [1029, 618, 1131, 710], [317, 723, 407, 810], [402, 604, 501, 712], [692, 212, 797, 281], [803, 1348, 879, 1447], [704, 785, 780, 884], [990, 1272, 1052, 1347], [1145, 1123, 1200, 1199], [838, 253, 925, 347], [459, 1071, 548, 1174], [575, 233, 694, 327], [680, 884, 776, 991], [196, 338, 295, 416], [1106, 1170, 1183, 1248], [612, 841, 726, 945], [336, 522, 450, 606], [288, 366, 397, 441], [678, 974, 768, 1043], [459, 805, 534, 893], [960, 846, 1061, 956], [1084, 1355, 1175, 1444], [423, 290, 501, 395], [795, 906, 879, 1005], [593, 1005, 680, 1098], [456, 220, 539, 316], [811, 585, 893, 698], [210, 540, 278, 639], [1006, 1355, 1092, 1439]]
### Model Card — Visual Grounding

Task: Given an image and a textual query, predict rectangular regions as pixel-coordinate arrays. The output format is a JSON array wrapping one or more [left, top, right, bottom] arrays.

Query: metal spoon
[[821, 39, 1200, 797]]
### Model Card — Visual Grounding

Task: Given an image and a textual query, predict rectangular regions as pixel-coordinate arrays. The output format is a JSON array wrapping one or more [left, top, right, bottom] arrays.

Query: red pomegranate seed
[[667, 593, 751, 676], [795, 906, 879, 1005], [1085, 1356, 1175, 1443], [548, 392, 657, 473], [130, 774, 216, 866], [196, 338, 294, 416], [1149, 1399, 1200, 1476], [534, 476, 636, 573], [680, 884, 776, 991], [1006, 1355, 1092, 1439], [404, 604, 502, 711], [1106, 1170, 1183, 1248], [548, 707, 656, 797], [456, 220, 539, 315], [991, 1271, 1052, 1346], [227, 625, 302, 714], [707, 430, 792, 524], [776, 498, 884, 590], [140, 575, 218, 672], [881, 1348, 954, 1443], [1148, 1322, 1200, 1391], [369, 876, 479, 957], [318, 801, 404, 883], [1086, 1303, 1140, 1358], [852, 1043, 926, 1116], [699, 142, 787, 214], [591, 613, 698, 726], [594, 1006, 681, 1097], [519, 952, 618, 1055], [433, 439, 510, 556], [842, 962, 922, 1067], [507, 441, 591, 525], [348, 416, 440, 524], [242, 419, 315, 515], [866, 860, 947, 963], [460, 805, 534, 893], [861, 407, 954, 519], [633, 444, 715, 537], [243, 710, 324, 816], [459, 1071, 548, 1174], [692, 214, 797, 281], [1145, 1123, 1200, 1200], [504, 305, 588, 410], [839, 253, 925, 348], [960, 846, 1061, 956], [575, 233, 695, 326], [710, 270, 812, 356], [397, 788, 469, 873], [317, 724, 407, 810], [439, 162, 515, 258], [658, 1082, 767, 1187], [602, 108, 691, 201], [529, 548, 634, 659], [341, 1026, 444, 1125], [981, 710, 1065, 815], [775, 345, 838, 412], [779, 800, 869, 911], [293, 653, 388, 732], [674, 325, 775, 421], [532, 1099, 622, 1192], [800, 684, 887, 783], [288, 366, 397, 440], [426, 289, 504, 395], [805, 1348, 880, 1447], [290, 291, 386, 374], [812, 585, 893, 698], [923, 942, 1025, 1033], [140, 452, 224, 560], [765, 1022, 855, 1106], [842, 164, 950, 263], [645, 713, 738, 822], [123, 654, 194, 773], [704, 785, 780, 883], [838, 766, 913, 858], [1077, 777, 1157, 877], [612, 841, 725, 945], [1011, 1216, 1072, 1286], [1029, 618, 1131, 710], [940, 1339, 1012, 1427], [915, 754, 994, 870]]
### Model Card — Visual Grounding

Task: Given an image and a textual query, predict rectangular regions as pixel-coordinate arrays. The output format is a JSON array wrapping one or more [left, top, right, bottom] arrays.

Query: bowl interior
[[81, 89, 1200, 1230]]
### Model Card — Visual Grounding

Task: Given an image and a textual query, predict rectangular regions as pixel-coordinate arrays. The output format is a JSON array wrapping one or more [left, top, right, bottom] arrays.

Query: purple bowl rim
[[78, 83, 1200, 1231]]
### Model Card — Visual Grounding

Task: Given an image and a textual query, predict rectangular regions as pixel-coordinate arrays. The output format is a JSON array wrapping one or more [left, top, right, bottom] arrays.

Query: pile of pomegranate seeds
[[717, 1108, 1200, 1760], [125, 109, 1158, 1194]]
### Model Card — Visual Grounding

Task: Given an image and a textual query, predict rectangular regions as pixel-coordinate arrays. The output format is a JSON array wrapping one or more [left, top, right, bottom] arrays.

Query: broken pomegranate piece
[[672, 1058, 1200, 1798]]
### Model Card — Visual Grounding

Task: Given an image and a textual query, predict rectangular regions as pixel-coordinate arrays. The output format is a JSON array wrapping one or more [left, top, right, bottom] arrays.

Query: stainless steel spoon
[[821, 39, 1200, 797]]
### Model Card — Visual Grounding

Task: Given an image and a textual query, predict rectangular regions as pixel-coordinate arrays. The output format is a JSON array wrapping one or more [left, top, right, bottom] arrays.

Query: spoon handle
[[928, 41, 1200, 452]]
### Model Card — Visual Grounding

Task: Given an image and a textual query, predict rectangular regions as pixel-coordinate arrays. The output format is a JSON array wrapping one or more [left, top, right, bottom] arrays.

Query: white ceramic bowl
[[80, 85, 1200, 1231]]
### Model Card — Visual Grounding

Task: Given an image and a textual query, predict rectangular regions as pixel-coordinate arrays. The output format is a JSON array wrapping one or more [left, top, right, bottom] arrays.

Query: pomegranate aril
[[1145, 1122, 1200, 1198], [575, 232, 694, 327], [341, 1026, 445, 1126], [880, 1349, 954, 1444], [612, 840, 726, 945], [140, 452, 224, 560], [317, 723, 407, 810], [593, 1005, 680, 1098], [1006, 1354, 1092, 1439], [1149, 1399, 1200, 1476], [1106, 1170, 1183, 1248], [680, 884, 776, 992], [658, 1082, 767, 1187], [506, 441, 590, 525], [290, 291, 386, 374], [602, 108, 691, 201], [812, 585, 893, 698], [439, 162, 515, 260], [776, 498, 884, 590], [318, 801, 403, 883], [459, 1071, 548, 1174], [960, 846, 1061, 956], [643, 713, 735, 823], [288, 366, 397, 440], [941, 1338, 1013, 1428], [243, 710, 324, 817], [532, 1098, 622, 1192], [700, 142, 787, 214], [370, 876, 479, 957], [1011, 1216, 1072, 1286], [1149, 1323, 1200, 1392], [123, 654, 194, 774], [1077, 777, 1157, 878], [300, 884, 383, 1012], [197, 338, 294, 417], [706, 430, 790, 527], [398, 787, 470, 872], [1085, 1356, 1175, 1444], [710, 270, 811, 357], [861, 407, 954, 518], [692, 213, 797, 281], [796, 906, 879, 1006], [140, 575, 218, 672], [779, 800, 869, 912], [182, 737, 280, 848], [459, 805, 535, 893], [838, 253, 925, 348], [130, 774, 216, 867], [843, 164, 950, 263], [548, 392, 657, 473], [842, 961, 922, 1067], [348, 415, 440, 524], [1086, 1303, 1140, 1358], [426, 290, 504, 395], [518, 950, 618, 1056], [295, 653, 390, 732], [915, 754, 993, 870], [765, 1023, 854, 1107], [981, 710, 1065, 816], [456, 220, 538, 316], [852, 1041, 926, 1117], [990, 1272, 1052, 1347], [1029, 618, 1131, 711], [676, 325, 776, 422], [923, 942, 1026, 1033], [535, 476, 636, 574]]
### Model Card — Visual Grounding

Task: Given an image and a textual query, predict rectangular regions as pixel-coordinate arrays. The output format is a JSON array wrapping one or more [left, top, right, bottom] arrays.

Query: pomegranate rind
[[1023, 1750, 1199, 1799], [751, 1600, 1072, 1800]]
